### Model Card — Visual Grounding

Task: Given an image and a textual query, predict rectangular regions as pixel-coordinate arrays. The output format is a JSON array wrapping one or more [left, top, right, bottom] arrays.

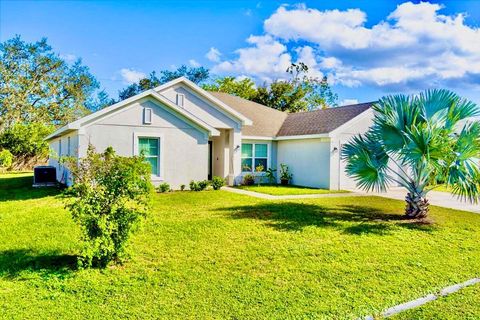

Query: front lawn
[[236, 184, 349, 195], [1, 173, 479, 319]]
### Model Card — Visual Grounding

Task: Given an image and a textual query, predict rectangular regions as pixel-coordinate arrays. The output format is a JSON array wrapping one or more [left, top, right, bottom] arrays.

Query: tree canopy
[[204, 63, 338, 113], [342, 89, 480, 218], [0, 36, 99, 129]]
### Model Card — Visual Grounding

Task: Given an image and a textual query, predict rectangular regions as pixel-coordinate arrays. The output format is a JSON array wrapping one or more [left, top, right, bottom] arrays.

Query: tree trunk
[[405, 192, 429, 219]]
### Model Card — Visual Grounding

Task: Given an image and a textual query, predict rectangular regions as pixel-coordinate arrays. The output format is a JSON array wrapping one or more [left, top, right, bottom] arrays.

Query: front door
[[208, 141, 213, 180]]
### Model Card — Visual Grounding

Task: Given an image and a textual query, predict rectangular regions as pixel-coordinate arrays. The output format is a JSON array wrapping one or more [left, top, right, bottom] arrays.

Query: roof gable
[[45, 89, 220, 140], [154, 77, 252, 126]]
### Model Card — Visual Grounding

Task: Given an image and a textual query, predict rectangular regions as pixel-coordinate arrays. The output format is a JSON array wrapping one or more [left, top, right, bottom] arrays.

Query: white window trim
[[176, 93, 185, 107], [133, 132, 165, 181], [143, 107, 152, 124], [241, 142, 270, 174]]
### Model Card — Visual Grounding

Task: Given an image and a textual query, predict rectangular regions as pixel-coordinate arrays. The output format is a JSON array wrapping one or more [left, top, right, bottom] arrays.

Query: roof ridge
[[292, 101, 376, 115]]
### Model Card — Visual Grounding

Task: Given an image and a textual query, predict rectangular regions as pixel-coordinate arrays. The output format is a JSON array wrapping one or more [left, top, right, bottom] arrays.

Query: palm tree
[[342, 89, 480, 219]]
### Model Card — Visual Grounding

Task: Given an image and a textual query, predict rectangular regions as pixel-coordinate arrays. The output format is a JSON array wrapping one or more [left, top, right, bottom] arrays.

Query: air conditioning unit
[[33, 166, 57, 187]]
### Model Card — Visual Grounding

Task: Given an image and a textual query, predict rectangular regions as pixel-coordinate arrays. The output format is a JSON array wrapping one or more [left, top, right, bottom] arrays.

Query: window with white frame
[[241, 143, 268, 172], [139, 137, 160, 176]]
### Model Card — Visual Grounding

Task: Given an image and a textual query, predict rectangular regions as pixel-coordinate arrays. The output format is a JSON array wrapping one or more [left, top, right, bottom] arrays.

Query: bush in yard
[[242, 174, 255, 186], [211, 176, 225, 190], [189, 180, 209, 191], [0, 122, 54, 169], [199, 180, 209, 190], [0, 149, 13, 170], [189, 180, 200, 191], [158, 182, 170, 193], [64, 144, 154, 268]]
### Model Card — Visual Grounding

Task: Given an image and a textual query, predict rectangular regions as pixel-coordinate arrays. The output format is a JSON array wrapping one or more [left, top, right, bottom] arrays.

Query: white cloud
[[120, 68, 146, 84], [211, 2, 480, 91], [213, 35, 293, 82], [189, 59, 200, 67], [206, 47, 222, 62]]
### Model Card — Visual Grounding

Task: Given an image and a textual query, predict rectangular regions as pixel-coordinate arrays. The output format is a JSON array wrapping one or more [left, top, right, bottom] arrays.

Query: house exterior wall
[[277, 138, 331, 189], [48, 131, 78, 184], [50, 98, 210, 189], [327, 109, 399, 190]]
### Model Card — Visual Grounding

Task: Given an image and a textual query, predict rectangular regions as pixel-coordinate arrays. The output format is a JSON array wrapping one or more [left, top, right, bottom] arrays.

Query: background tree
[[342, 89, 480, 219], [118, 66, 210, 100], [254, 80, 309, 112], [205, 63, 337, 113], [0, 36, 99, 129], [0, 122, 54, 169], [202, 76, 258, 100], [287, 62, 338, 110]]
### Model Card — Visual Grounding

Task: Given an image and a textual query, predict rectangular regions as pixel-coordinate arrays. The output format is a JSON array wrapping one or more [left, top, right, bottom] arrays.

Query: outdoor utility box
[[33, 166, 57, 187]]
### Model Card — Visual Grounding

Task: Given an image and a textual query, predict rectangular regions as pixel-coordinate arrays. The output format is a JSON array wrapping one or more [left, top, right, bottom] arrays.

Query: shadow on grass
[[221, 202, 435, 235], [0, 175, 60, 201], [0, 249, 77, 279]]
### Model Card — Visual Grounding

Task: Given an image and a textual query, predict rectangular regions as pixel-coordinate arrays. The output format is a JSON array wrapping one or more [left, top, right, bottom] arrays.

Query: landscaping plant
[[265, 168, 277, 185], [211, 176, 225, 190], [242, 174, 255, 186], [279, 164, 293, 185], [0, 149, 13, 171], [158, 182, 170, 193], [342, 89, 480, 219], [64, 145, 153, 268]]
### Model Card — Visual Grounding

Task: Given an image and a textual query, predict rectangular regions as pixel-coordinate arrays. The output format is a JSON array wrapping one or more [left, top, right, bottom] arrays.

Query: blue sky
[[2, 0, 480, 105]]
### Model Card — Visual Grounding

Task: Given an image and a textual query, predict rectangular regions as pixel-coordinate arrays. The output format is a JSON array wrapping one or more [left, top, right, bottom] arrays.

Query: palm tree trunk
[[405, 192, 429, 219]]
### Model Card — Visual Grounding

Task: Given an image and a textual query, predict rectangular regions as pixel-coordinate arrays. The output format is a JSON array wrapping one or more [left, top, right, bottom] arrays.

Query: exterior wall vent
[[143, 108, 152, 124], [176, 93, 185, 107]]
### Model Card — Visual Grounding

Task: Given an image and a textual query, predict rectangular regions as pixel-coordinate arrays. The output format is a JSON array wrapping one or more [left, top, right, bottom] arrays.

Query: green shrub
[[0, 122, 54, 158], [242, 174, 255, 186], [189, 180, 200, 191], [198, 180, 209, 190], [180, 184, 186, 191], [158, 182, 170, 193], [0, 149, 13, 169], [189, 180, 209, 191], [211, 176, 225, 190], [64, 144, 154, 268]]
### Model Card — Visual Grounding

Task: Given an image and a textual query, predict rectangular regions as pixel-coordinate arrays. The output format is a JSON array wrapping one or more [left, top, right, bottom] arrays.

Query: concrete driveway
[[352, 187, 480, 214]]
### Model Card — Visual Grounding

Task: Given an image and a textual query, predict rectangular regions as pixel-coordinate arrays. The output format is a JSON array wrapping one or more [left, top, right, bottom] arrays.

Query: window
[[176, 93, 185, 107], [143, 108, 152, 124], [58, 139, 62, 156], [241, 143, 268, 172], [67, 137, 71, 156], [139, 137, 160, 176]]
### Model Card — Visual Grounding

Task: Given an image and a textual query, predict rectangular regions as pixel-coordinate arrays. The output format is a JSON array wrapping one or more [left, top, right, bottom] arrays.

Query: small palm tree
[[342, 89, 480, 219]]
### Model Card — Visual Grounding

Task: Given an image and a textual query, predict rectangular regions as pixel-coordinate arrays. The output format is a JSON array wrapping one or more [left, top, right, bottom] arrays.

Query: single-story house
[[46, 77, 379, 190]]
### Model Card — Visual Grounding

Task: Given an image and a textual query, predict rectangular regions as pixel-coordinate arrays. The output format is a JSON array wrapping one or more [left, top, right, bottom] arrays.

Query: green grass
[[1, 173, 480, 319], [236, 184, 349, 195], [392, 284, 480, 319]]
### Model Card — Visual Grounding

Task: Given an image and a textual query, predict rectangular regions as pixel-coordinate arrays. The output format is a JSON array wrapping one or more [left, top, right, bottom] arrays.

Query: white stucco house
[[46, 77, 377, 190]]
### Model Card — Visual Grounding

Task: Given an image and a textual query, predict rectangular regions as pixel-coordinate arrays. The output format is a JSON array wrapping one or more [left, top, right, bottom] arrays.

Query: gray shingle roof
[[277, 102, 373, 136], [209, 91, 373, 137]]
